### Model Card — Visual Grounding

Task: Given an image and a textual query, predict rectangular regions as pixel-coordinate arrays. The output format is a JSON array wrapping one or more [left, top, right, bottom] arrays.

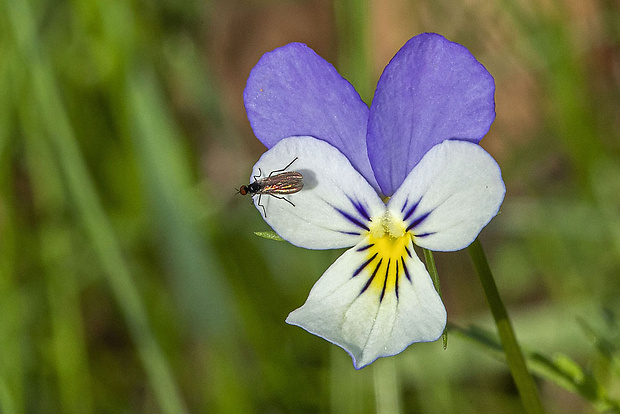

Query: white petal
[[249, 136, 385, 249], [286, 239, 447, 369], [388, 140, 505, 251]]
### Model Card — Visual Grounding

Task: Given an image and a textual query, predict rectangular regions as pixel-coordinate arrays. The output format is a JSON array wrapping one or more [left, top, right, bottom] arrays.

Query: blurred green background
[[1, 0, 619, 412]]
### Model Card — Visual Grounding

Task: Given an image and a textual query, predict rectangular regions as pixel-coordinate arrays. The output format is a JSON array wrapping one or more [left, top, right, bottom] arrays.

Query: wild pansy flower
[[243, 33, 505, 369]]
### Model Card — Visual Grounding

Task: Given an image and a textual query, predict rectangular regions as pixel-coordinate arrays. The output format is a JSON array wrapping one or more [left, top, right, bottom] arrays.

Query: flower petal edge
[[388, 140, 505, 251], [286, 237, 447, 369], [367, 33, 496, 195]]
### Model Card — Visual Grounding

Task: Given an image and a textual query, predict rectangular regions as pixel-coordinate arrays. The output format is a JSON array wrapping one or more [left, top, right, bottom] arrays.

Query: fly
[[239, 157, 304, 217]]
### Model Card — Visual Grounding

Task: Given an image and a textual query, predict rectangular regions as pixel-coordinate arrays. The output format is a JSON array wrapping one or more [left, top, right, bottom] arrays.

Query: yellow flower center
[[355, 211, 413, 300]]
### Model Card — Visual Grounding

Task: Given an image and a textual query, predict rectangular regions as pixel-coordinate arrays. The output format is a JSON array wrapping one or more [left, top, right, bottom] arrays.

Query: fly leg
[[256, 194, 295, 218], [267, 194, 295, 207], [267, 157, 298, 178], [256, 193, 267, 217], [254, 168, 262, 182]]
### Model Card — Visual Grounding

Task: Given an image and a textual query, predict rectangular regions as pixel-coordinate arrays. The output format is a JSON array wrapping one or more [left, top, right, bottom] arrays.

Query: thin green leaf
[[468, 239, 545, 414], [254, 231, 285, 241], [423, 248, 448, 349], [453, 324, 620, 412]]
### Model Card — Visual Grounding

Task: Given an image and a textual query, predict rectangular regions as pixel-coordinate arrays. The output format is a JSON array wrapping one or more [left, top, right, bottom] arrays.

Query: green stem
[[468, 238, 545, 414], [373, 358, 402, 414]]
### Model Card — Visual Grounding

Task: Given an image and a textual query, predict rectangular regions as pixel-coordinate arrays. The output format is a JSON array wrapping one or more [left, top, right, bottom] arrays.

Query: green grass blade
[[3, 0, 187, 412], [127, 66, 235, 336]]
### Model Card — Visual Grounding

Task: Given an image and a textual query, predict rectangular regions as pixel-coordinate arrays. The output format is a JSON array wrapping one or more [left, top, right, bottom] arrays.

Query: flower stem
[[373, 358, 402, 414], [467, 238, 545, 414]]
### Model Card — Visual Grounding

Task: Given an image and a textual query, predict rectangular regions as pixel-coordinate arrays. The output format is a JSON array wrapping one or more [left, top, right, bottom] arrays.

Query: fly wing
[[261, 172, 304, 194]]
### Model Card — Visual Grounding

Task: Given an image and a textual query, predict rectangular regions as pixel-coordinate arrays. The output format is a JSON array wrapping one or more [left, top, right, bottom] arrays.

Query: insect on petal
[[250, 136, 385, 250]]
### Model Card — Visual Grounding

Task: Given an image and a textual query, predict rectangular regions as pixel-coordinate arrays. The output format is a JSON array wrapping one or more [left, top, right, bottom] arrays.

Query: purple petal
[[244, 43, 379, 190], [367, 33, 496, 196]]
